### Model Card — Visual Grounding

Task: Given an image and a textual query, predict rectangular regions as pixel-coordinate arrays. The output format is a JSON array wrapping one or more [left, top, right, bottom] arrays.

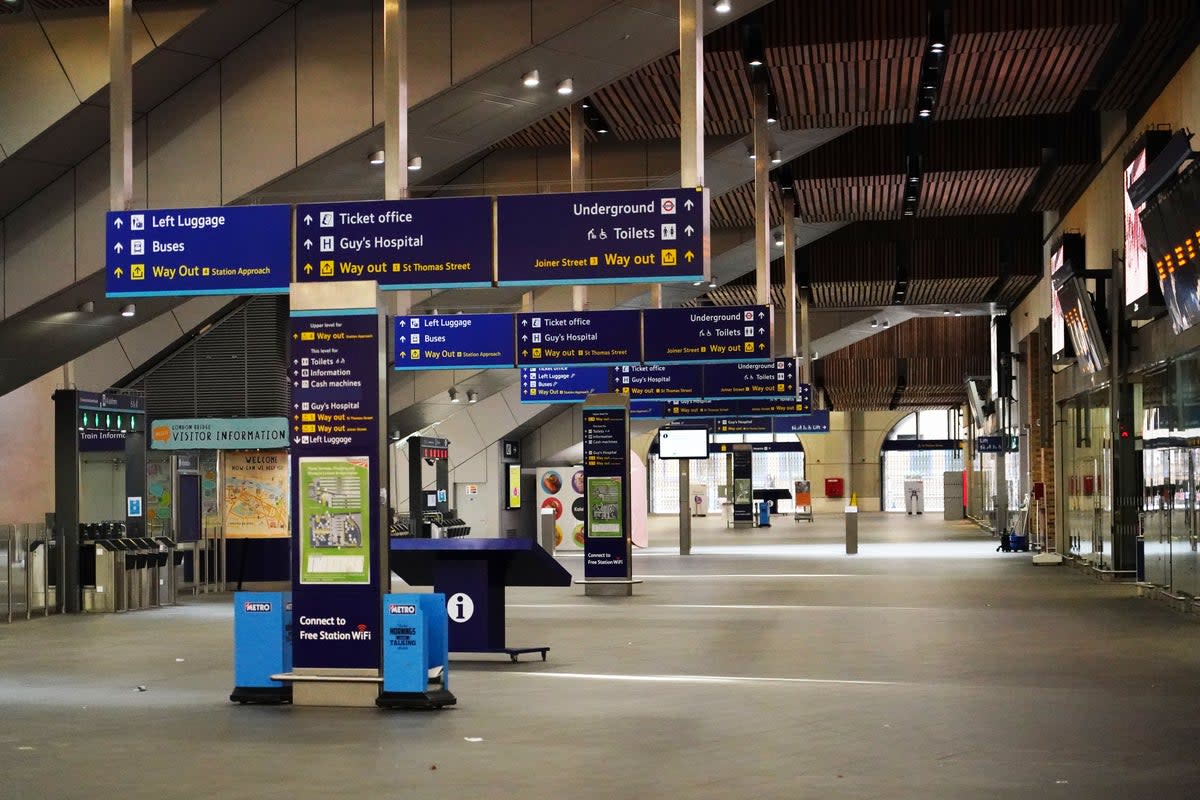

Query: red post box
[[824, 477, 845, 498]]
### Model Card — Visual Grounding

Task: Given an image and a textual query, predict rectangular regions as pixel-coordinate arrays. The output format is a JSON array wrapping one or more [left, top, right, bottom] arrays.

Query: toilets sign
[[105, 205, 292, 297]]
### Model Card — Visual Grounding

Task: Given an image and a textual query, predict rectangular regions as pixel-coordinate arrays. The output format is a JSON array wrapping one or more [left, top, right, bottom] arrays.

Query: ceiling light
[[944, 309, 951, 315], [556, 78, 574, 95], [448, 387, 460, 403], [708, 280, 717, 289], [930, 42, 945, 53], [78, 301, 95, 313], [909, 175, 919, 183], [748, 57, 763, 67], [369, 150, 385, 165], [713, 0, 731, 13], [522, 69, 540, 88], [954, 310, 962, 317], [770, 150, 782, 164], [870, 319, 879, 328], [882, 319, 890, 327], [2, 0, 25, 10], [903, 209, 915, 216], [766, 92, 779, 124], [467, 390, 478, 404], [120, 304, 136, 318], [580, 101, 590, 109], [917, 96, 934, 118], [773, 235, 784, 248], [693, 280, 705, 286], [748, 152, 756, 160], [408, 156, 422, 171]]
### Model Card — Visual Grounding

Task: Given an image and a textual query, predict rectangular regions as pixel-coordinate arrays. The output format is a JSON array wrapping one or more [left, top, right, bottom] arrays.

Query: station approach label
[[295, 197, 493, 290], [496, 187, 708, 285], [105, 205, 291, 297]]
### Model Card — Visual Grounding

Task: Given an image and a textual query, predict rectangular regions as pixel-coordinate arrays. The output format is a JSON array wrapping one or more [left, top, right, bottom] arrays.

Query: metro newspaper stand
[[389, 538, 572, 661]]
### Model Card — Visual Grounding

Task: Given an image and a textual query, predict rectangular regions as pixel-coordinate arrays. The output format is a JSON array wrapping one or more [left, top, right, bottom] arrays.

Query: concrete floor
[[2, 512, 1200, 798]]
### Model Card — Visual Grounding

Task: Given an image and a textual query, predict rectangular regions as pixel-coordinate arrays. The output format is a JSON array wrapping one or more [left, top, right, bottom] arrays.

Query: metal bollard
[[845, 505, 858, 555]]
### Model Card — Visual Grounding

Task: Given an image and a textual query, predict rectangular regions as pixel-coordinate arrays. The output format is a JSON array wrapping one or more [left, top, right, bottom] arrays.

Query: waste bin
[[757, 500, 771, 527], [824, 477, 845, 498]]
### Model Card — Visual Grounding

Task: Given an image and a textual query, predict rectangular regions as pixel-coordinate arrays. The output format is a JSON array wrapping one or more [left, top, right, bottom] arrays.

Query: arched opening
[[649, 430, 806, 514], [880, 410, 964, 513]]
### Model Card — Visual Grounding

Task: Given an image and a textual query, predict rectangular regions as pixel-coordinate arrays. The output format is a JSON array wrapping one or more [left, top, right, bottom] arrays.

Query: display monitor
[[657, 425, 710, 459], [1141, 157, 1200, 333], [1124, 131, 1173, 315], [1055, 274, 1109, 375], [966, 379, 988, 427], [506, 463, 522, 509], [1049, 233, 1083, 365]]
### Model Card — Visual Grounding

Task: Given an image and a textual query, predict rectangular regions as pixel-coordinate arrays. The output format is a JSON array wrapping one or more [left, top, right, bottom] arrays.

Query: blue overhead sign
[[496, 187, 708, 285], [661, 397, 812, 419], [520, 366, 610, 403], [394, 314, 515, 370], [702, 358, 795, 399], [105, 205, 291, 297], [772, 410, 830, 434], [643, 305, 772, 364], [295, 197, 493, 290], [515, 310, 641, 367], [610, 364, 704, 399]]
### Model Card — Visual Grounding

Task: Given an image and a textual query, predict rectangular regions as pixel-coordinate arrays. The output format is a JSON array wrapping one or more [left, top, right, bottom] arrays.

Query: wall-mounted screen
[[1055, 274, 1109, 374], [1049, 233, 1083, 365], [1125, 131, 1172, 316], [657, 426, 710, 460], [1141, 158, 1200, 333]]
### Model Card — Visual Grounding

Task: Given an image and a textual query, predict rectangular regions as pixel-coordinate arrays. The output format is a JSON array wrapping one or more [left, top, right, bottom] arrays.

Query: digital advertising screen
[[1125, 148, 1152, 308], [1141, 158, 1200, 333], [1049, 233, 1083, 365], [1056, 274, 1109, 375], [657, 426, 710, 459]]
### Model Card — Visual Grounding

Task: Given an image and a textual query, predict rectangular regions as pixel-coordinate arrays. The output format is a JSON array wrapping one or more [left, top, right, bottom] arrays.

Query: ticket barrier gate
[[85, 535, 178, 612]]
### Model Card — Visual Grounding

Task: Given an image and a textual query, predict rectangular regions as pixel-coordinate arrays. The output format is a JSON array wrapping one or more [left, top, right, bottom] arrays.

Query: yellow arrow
[[114, 267, 124, 278], [758, 343, 766, 350], [684, 251, 694, 262], [303, 263, 313, 274]]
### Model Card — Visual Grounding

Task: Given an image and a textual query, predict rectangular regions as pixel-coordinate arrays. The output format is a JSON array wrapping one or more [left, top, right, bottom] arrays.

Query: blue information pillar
[[286, 281, 388, 706], [581, 394, 633, 597]]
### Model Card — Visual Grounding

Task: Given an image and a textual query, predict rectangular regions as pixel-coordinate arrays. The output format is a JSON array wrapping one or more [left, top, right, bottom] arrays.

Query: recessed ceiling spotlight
[[909, 175, 919, 183], [556, 78, 574, 95], [770, 150, 782, 165], [408, 156, 422, 171], [467, 389, 478, 404], [870, 319, 879, 328], [78, 300, 95, 313], [713, 0, 731, 13], [522, 69, 540, 88], [773, 235, 784, 248], [748, 57, 763, 67], [448, 387, 460, 403], [120, 303, 136, 318], [369, 150, 385, 165]]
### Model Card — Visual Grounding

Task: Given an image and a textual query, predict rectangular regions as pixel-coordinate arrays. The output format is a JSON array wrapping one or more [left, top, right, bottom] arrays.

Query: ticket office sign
[[295, 197, 493, 290], [497, 187, 708, 286], [515, 310, 642, 367]]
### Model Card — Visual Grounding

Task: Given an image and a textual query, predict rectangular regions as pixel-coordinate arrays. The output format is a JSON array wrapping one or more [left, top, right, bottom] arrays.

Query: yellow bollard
[[849, 492, 857, 507]]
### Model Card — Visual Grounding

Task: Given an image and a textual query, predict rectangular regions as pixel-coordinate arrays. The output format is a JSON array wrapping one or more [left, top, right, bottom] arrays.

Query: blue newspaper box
[[377, 593, 456, 710], [230, 591, 292, 704]]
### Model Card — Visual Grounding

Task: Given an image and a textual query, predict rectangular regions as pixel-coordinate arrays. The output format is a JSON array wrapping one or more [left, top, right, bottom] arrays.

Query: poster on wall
[[201, 453, 220, 531], [222, 450, 289, 539], [587, 476, 624, 537], [298, 456, 371, 585], [146, 457, 171, 531], [537, 466, 586, 549], [507, 463, 522, 509]]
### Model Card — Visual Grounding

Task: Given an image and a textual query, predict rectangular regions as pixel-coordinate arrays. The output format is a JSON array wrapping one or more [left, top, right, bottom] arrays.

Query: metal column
[[570, 102, 589, 312], [109, 0, 133, 212], [783, 211, 797, 357], [383, 0, 409, 201], [752, 78, 770, 307], [676, 0, 704, 554]]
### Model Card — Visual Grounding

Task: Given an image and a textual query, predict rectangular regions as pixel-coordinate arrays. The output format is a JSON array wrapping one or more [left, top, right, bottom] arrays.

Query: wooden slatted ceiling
[[709, 182, 785, 228], [1096, 0, 1198, 110], [993, 274, 1041, 306], [794, 175, 905, 222], [919, 168, 1036, 217], [1032, 162, 1093, 212], [940, 24, 1117, 119]]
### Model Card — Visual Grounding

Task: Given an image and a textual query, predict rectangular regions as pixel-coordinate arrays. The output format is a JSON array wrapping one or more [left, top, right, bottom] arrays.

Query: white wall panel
[[117, 310, 186, 367], [452, 447, 488, 484], [221, 13, 297, 202], [434, 410, 485, 469], [71, 337, 134, 393], [296, 0, 373, 164], [451, 0, 531, 83], [531, 0, 613, 43], [467, 392, 518, 445], [171, 295, 234, 332], [4, 173, 75, 316], [0, 16, 81, 154], [148, 65, 221, 208], [39, 9, 154, 102]]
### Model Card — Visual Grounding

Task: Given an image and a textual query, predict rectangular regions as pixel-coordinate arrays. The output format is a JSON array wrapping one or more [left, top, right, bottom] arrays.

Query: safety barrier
[[0, 523, 55, 623]]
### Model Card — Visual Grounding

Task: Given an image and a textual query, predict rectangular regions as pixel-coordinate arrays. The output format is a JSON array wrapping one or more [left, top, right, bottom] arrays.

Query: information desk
[[752, 488, 793, 514], [389, 538, 572, 661]]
